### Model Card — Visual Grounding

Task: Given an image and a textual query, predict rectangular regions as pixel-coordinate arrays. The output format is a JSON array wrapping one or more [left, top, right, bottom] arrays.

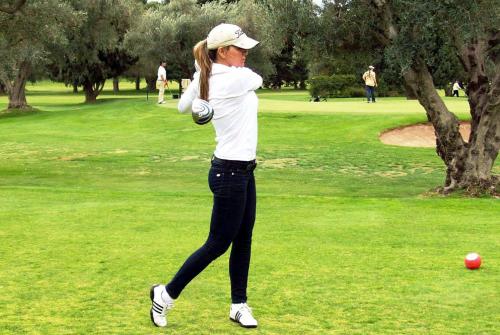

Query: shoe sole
[[150, 284, 161, 327], [230, 317, 257, 328]]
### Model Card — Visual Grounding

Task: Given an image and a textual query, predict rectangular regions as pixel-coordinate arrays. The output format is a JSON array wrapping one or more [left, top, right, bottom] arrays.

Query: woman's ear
[[216, 47, 227, 60]]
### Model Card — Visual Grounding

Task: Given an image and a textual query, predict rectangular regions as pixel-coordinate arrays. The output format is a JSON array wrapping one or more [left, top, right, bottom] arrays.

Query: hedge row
[[307, 75, 403, 98]]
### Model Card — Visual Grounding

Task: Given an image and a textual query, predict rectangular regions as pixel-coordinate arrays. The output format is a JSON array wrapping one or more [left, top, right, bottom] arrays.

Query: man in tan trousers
[[362, 65, 377, 103], [157, 61, 167, 104]]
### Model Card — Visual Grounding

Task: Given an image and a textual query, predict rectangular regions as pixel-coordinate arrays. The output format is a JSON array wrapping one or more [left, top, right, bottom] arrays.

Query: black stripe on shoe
[[153, 301, 164, 310], [150, 285, 162, 327]]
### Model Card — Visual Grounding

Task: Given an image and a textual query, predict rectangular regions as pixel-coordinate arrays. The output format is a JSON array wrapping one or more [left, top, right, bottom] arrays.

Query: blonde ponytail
[[193, 40, 216, 101]]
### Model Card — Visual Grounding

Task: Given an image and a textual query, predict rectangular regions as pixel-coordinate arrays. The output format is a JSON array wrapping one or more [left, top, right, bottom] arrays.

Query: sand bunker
[[380, 122, 471, 147]]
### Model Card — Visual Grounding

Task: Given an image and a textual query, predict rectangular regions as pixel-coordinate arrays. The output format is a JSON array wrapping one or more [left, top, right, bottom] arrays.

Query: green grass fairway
[[0, 82, 498, 334]]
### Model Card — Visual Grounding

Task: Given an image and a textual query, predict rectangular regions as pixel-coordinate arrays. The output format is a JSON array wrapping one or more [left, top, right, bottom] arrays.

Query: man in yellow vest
[[362, 65, 378, 103]]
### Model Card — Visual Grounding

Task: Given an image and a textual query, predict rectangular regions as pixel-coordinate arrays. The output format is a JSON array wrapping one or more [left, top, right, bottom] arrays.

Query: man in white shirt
[[157, 61, 167, 104], [452, 80, 461, 97]]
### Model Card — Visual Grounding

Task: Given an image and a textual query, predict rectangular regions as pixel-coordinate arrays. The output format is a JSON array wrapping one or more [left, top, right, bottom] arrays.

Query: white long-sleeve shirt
[[178, 63, 263, 161], [157, 66, 166, 81]]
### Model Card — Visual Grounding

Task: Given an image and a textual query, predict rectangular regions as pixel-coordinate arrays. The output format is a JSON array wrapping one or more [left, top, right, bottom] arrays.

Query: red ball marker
[[464, 252, 481, 270]]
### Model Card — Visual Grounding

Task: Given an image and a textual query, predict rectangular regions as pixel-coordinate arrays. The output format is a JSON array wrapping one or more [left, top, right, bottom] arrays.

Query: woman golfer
[[150, 23, 262, 329]]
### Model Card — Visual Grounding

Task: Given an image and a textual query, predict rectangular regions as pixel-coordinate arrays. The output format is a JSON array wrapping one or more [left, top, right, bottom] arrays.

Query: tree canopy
[[0, 0, 78, 108], [124, 0, 276, 92], [48, 0, 140, 103]]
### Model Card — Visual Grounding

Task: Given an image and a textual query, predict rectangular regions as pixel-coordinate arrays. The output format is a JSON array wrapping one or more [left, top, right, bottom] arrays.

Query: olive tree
[[48, 0, 140, 103], [125, 0, 273, 94], [257, 0, 318, 89], [363, 0, 499, 194], [0, 0, 77, 109], [125, 0, 232, 93]]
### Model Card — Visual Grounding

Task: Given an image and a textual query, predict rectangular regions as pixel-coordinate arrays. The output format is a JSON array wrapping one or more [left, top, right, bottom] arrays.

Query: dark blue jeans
[[365, 85, 376, 102], [166, 157, 257, 303]]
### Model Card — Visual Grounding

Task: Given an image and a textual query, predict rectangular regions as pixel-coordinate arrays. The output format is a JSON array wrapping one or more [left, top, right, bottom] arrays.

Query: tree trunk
[[8, 60, 31, 109], [402, 51, 499, 195], [84, 85, 98, 103], [0, 0, 27, 14], [73, 81, 78, 93], [459, 60, 500, 191], [135, 76, 140, 90], [403, 61, 467, 189], [83, 80, 105, 103], [403, 80, 418, 99], [461, 102, 500, 188], [113, 77, 119, 93], [145, 76, 157, 92], [0, 82, 5, 95], [455, 35, 500, 192], [370, 0, 499, 195], [176, 77, 182, 96], [444, 84, 452, 97]]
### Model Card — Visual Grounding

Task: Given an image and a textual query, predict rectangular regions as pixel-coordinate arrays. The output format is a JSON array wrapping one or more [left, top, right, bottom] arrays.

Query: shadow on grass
[[30, 95, 153, 111], [0, 97, 141, 120], [0, 107, 42, 119], [26, 88, 150, 97]]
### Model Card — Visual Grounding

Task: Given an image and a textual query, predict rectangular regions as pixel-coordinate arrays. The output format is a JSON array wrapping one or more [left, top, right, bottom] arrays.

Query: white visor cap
[[207, 23, 259, 50]]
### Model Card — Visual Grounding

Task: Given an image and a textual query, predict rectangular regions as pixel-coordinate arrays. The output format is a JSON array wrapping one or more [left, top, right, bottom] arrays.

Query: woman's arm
[[237, 67, 263, 92], [178, 73, 199, 114]]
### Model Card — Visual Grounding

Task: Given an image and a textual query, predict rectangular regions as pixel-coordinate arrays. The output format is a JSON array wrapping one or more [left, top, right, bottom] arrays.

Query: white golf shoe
[[150, 284, 174, 327], [229, 303, 258, 328]]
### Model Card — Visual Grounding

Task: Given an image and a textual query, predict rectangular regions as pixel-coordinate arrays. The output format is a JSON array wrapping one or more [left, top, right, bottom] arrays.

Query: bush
[[308, 74, 406, 98], [375, 83, 405, 97], [307, 75, 332, 97], [343, 87, 366, 97], [308, 74, 360, 98]]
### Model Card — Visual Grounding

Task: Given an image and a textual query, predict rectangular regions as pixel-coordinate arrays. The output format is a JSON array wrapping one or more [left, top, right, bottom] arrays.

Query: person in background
[[362, 65, 378, 103], [452, 80, 461, 97], [149, 23, 262, 329], [157, 61, 168, 104]]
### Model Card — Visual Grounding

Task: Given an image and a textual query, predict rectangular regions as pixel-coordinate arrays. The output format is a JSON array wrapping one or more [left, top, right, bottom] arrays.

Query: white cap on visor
[[207, 23, 259, 50]]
